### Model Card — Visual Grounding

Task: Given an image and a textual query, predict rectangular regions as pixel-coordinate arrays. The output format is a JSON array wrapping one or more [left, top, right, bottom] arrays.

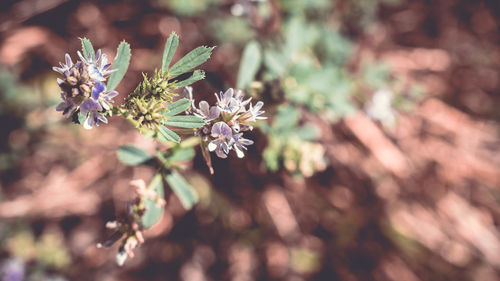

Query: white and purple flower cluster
[[53, 50, 117, 129], [184, 87, 266, 159]]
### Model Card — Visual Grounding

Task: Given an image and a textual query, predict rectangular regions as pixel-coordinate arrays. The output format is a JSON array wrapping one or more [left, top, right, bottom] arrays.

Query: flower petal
[[83, 115, 94, 130], [219, 122, 232, 139], [208, 106, 220, 120], [239, 138, 254, 146], [105, 90, 119, 99], [222, 88, 234, 104], [92, 82, 106, 100], [65, 53, 73, 67], [199, 101, 210, 116], [215, 146, 228, 158], [100, 53, 108, 68], [208, 141, 218, 152], [183, 86, 193, 100], [101, 101, 110, 111], [211, 122, 223, 137], [234, 145, 245, 158], [97, 113, 108, 124], [221, 142, 230, 154], [52, 66, 64, 74], [77, 51, 86, 62], [253, 101, 263, 112], [95, 49, 102, 61]]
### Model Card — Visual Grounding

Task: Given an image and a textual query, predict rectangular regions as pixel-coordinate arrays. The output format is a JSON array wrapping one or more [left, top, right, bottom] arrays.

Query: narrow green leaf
[[141, 174, 165, 229], [237, 41, 262, 89], [79, 37, 95, 60], [162, 33, 179, 73], [169, 46, 214, 78], [165, 98, 191, 116], [158, 126, 181, 143], [165, 171, 198, 209], [174, 70, 206, 88], [164, 115, 205, 128], [107, 41, 131, 91], [117, 145, 152, 165]]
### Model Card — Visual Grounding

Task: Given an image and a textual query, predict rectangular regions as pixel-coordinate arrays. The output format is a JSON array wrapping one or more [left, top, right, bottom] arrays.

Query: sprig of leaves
[[160, 33, 214, 87], [116, 144, 199, 228]]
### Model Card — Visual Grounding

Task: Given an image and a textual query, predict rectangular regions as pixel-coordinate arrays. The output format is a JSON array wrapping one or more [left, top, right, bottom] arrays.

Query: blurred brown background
[[0, 0, 500, 281]]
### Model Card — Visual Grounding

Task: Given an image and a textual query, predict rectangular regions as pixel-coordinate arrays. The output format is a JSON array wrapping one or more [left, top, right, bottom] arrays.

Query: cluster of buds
[[53, 50, 118, 129], [97, 179, 165, 266], [122, 70, 177, 130], [184, 87, 266, 161]]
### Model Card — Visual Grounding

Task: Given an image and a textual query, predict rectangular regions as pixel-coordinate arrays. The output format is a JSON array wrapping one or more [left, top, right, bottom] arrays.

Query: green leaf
[[158, 126, 181, 143], [161, 33, 179, 73], [165, 98, 191, 116], [164, 115, 205, 128], [165, 171, 198, 209], [174, 70, 206, 88], [237, 41, 262, 89], [117, 145, 152, 165], [284, 17, 304, 56], [264, 50, 287, 76], [169, 46, 214, 78], [107, 41, 131, 91], [141, 174, 165, 229], [168, 147, 195, 162], [79, 37, 95, 60]]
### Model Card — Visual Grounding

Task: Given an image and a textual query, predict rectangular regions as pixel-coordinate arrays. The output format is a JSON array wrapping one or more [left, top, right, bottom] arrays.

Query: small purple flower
[[208, 121, 232, 158], [77, 49, 116, 82], [80, 98, 107, 130], [215, 88, 240, 114], [52, 53, 73, 74], [100, 90, 118, 110], [233, 89, 252, 107], [92, 82, 118, 110], [195, 101, 220, 121], [56, 93, 77, 118], [230, 133, 254, 158], [239, 101, 267, 123], [185, 87, 267, 168]]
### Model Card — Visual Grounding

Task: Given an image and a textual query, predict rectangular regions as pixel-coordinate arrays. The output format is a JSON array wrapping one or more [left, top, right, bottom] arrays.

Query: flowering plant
[[53, 33, 266, 265]]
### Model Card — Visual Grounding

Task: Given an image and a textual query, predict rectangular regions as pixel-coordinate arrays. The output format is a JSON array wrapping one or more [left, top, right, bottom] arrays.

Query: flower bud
[[67, 76, 78, 86]]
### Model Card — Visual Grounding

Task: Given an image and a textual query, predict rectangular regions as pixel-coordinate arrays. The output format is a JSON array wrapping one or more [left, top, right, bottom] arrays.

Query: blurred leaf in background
[[155, 0, 221, 16]]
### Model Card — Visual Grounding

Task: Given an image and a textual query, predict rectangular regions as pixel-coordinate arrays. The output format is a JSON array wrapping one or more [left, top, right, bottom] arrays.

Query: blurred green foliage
[[0, 66, 62, 180], [155, 0, 220, 16], [5, 229, 70, 270], [228, 0, 422, 176], [290, 247, 322, 274], [261, 104, 326, 177], [210, 17, 255, 44]]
